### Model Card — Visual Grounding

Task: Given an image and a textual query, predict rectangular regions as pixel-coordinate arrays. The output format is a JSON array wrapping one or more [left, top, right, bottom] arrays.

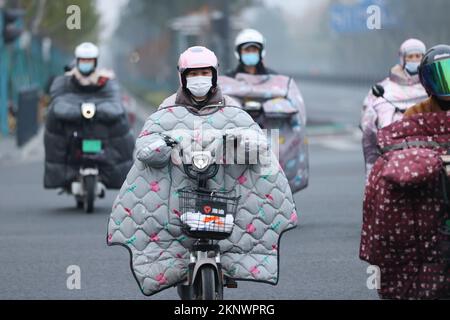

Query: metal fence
[[0, 7, 69, 138]]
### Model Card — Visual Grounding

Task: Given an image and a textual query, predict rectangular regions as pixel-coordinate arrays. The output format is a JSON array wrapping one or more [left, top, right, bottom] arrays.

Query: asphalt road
[[0, 81, 379, 300], [299, 79, 370, 127]]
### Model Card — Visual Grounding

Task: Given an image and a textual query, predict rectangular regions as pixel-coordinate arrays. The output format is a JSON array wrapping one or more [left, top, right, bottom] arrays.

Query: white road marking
[[309, 128, 362, 151]]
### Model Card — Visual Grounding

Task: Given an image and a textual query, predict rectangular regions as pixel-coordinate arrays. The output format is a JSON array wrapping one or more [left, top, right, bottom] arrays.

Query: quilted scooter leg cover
[[107, 106, 298, 296], [360, 112, 450, 299]]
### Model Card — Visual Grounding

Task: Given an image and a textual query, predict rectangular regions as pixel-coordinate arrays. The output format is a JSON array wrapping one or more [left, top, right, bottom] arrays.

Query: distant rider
[[361, 39, 428, 178]]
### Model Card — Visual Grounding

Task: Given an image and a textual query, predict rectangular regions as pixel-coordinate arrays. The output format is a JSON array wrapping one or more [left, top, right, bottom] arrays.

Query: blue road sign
[[330, 0, 397, 34]]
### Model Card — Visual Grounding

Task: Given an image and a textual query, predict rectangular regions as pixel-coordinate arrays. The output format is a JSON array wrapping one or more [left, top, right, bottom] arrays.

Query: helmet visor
[[422, 58, 450, 96], [241, 42, 262, 50]]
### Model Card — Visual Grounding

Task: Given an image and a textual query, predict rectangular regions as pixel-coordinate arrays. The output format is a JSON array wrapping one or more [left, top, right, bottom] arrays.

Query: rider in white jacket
[[361, 39, 428, 178]]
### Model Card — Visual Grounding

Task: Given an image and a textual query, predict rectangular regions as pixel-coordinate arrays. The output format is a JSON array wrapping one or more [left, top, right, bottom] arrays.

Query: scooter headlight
[[192, 151, 212, 172], [81, 103, 96, 119], [244, 101, 262, 111]]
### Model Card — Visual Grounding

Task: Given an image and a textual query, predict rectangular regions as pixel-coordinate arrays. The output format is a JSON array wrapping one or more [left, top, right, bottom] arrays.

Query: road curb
[[0, 127, 44, 164], [20, 127, 45, 162]]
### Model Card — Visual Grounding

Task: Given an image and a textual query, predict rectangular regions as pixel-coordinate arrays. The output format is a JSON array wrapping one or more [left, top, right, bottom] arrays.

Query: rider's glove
[[136, 134, 174, 168]]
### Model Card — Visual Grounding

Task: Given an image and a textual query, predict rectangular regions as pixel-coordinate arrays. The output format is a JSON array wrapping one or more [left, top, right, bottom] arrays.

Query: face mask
[[241, 53, 260, 66], [78, 62, 95, 75], [405, 62, 420, 75], [186, 76, 212, 98]]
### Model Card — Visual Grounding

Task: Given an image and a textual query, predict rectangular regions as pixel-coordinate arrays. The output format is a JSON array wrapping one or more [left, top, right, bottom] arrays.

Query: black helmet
[[419, 44, 450, 98]]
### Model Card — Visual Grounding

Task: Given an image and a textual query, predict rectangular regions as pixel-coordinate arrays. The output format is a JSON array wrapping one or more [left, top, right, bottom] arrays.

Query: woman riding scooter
[[360, 45, 450, 299], [361, 39, 428, 178], [107, 46, 298, 300], [219, 29, 309, 194]]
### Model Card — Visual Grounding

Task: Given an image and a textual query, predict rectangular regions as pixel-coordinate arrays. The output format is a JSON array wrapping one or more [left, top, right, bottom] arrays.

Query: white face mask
[[405, 61, 420, 75], [186, 76, 212, 98]]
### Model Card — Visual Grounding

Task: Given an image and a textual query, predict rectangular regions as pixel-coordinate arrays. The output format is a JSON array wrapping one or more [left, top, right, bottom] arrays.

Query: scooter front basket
[[178, 188, 241, 240]]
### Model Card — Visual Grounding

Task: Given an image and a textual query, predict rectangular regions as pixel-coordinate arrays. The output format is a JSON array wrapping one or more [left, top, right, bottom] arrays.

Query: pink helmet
[[177, 46, 219, 88], [399, 38, 426, 66]]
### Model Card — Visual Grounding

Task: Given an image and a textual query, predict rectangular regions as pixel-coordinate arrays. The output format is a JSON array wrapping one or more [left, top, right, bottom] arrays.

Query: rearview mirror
[[372, 84, 385, 98]]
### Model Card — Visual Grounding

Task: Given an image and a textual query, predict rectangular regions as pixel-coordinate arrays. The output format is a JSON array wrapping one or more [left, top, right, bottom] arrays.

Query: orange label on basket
[[203, 216, 224, 226]]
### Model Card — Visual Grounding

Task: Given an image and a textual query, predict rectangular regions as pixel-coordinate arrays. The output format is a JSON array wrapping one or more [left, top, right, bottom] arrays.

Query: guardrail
[[0, 7, 69, 144]]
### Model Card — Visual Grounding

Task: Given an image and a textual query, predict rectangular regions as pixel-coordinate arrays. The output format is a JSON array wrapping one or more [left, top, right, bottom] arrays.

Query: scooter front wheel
[[195, 266, 223, 300], [83, 175, 96, 214]]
